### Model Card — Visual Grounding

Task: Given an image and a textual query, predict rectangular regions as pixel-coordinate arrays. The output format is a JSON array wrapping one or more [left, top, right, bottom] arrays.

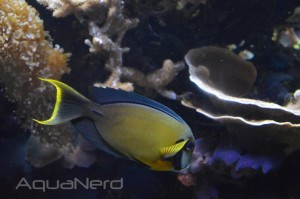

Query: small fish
[[34, 78, 195, 171]]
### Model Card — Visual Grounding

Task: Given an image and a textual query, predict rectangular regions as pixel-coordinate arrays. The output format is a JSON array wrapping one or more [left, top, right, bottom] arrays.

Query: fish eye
[[184, 140, 195, 151]]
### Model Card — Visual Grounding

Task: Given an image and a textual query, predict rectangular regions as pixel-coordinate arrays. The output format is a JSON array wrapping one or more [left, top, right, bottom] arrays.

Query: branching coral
[[37, 0, 184, 95], [83, 3, 185, 95], [119, 59, 185, 98], [0, 0, 73, 166], [36, 0, 138, 68], [37, 0, 134, 86], [95, 59, 185, 98]]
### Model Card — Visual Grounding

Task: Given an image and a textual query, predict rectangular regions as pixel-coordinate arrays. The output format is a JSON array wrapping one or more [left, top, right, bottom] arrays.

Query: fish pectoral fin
[[33, 78, 91, 125], [160, 139, 189, 159]]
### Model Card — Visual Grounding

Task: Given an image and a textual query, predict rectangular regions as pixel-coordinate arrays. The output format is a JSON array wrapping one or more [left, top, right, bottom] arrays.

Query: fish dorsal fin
[[88, 86, 184, 123], [160, 139, 189, 159], [72, 118, 123, 158]]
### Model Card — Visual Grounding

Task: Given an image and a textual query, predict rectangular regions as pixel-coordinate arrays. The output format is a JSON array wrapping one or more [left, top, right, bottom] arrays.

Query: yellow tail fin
[[33, 78, 90, 125]]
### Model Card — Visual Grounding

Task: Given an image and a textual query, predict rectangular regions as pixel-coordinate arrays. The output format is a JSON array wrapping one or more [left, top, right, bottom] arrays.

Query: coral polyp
[[0, 0, 72, 148]]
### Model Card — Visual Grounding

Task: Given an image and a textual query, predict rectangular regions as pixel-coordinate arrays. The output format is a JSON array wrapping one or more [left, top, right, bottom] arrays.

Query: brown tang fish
[[34, 78, 195, 171]]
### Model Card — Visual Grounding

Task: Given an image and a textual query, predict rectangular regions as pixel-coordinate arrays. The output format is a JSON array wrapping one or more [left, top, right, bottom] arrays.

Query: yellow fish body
[[34, 78, 195, 171]]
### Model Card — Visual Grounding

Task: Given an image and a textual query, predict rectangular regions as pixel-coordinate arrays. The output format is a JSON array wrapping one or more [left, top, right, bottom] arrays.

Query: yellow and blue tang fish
[[34, 78, 195, 171]]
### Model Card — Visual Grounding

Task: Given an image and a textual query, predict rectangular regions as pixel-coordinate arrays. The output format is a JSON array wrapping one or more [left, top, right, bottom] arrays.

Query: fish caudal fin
[[33, 78, 91, 125]]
